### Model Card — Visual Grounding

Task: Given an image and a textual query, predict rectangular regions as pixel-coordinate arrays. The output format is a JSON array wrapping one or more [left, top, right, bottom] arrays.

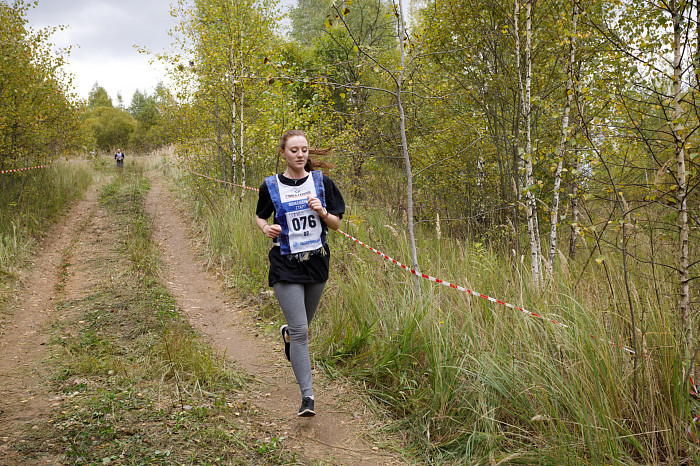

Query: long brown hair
[[278, 129, 333, 171]]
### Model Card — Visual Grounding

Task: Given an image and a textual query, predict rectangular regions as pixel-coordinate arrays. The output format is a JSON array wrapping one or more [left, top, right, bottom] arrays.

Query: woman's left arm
[[321, 210, 340, 230], [307, 196, 340, 230]]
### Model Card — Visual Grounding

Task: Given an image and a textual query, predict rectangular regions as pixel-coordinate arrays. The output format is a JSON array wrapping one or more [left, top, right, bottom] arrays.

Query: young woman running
[[254, 130, 345, 417]]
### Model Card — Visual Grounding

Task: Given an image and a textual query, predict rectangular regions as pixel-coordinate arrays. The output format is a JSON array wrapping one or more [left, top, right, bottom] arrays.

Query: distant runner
[[254, 129, 345, 417], [115, 149, 125, 167]]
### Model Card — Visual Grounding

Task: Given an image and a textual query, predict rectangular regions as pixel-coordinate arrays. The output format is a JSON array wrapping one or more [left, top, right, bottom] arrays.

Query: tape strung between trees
[[184, 166, 639, 357], [0, 165, 50, 175]]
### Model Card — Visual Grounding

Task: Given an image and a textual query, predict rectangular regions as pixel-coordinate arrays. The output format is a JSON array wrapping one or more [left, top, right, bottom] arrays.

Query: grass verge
[[0, 160, 92, 313]]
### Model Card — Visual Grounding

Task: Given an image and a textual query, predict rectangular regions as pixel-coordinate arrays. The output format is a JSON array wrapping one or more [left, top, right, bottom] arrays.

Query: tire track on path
[[146, 172, 403, 465], [0, 184, 98, 464]]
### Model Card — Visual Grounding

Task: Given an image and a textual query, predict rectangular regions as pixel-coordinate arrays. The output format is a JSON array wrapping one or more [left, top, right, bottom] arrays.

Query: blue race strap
[[264, 171, 327, 255]]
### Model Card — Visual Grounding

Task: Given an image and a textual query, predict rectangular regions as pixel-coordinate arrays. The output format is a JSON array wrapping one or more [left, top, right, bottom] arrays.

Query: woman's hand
[[263, 223, 282, 239], [255, 215, 281, 238], [307, 196, 340, 230], [307, 195, 327, 218]]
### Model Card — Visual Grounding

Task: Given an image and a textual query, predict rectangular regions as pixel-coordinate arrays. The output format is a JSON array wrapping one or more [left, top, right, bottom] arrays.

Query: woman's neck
[[283, 168, 308, 180]]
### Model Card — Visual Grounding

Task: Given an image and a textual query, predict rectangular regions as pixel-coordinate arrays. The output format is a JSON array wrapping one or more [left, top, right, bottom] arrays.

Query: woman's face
[[281, 135, 309, 171]]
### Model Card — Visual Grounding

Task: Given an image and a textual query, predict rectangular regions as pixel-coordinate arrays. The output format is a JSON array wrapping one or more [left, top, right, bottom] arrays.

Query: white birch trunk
[[547, 1, 578, 278], [524, 0, 542, 285], [238, 11, 246, 198], [231, 86, 237, 187], [240, 86, 246, 199], [230, 12, 238, 188], [672, 0, 690, 334], [398, 0, 421, 297], [215, 100, 226, 179]]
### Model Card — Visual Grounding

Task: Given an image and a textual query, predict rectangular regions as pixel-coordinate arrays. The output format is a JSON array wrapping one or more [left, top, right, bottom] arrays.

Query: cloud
[[25, 0, 297, 101], [69, 55, 169, 106], [27, 0, 176, 100]]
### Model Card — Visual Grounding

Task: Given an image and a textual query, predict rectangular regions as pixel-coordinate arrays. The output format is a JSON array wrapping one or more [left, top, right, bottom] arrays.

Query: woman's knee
[[288, 324, 309, 343]]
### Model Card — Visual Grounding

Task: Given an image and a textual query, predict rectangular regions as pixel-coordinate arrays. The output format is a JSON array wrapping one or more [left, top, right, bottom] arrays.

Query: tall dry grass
[[0, 160, 92, 274]]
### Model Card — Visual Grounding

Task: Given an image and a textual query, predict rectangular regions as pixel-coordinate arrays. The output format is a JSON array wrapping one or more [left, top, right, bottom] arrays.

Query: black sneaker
[[280, 324, 290, 361], [298, 397, 315, 417]]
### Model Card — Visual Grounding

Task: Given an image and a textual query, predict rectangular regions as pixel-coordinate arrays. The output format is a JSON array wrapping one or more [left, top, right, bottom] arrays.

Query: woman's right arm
[[255, 215, 281, 238], [255, 183, 281, 239]]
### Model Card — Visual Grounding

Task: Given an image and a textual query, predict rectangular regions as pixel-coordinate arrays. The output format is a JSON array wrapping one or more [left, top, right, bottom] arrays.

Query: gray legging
[[273, 281, 326, 398]]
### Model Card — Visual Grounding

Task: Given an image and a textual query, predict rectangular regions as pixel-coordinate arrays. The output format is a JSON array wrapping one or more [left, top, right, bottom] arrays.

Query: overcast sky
[[25, 0, 295, 105]]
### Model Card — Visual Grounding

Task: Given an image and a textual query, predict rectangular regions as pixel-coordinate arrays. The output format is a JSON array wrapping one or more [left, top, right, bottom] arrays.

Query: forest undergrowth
[[164, 158, 700, 465]]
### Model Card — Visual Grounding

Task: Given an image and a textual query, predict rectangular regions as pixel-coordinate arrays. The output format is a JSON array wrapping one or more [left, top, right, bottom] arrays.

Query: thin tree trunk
[[239, 87, 245, 199], [231, 84, 237, 187], [215, 100, 226, 180], [512, 0, 523, 260], [672, 0, 690, 341], [229, 1, 239, 188], [514, 0, 523, 191], [238, 9, 246, 198], [547, 0, 578, 277], [397, 0, 420, 297], [696, 0, 700, 88], [524, 0, 541, 285], [569, 155, 580, 258]]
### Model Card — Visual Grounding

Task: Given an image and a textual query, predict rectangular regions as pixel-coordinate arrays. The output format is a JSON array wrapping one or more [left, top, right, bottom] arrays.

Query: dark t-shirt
[[256, 173, 345, 287]]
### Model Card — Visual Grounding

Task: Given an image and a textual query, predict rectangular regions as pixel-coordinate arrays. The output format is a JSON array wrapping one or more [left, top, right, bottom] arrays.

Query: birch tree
[[396, 0, 421, 294], [671, 0, 691, 334], [580, 0, 699, 356], [165, 0, 278, 185], [0, 1, 82, 169], [325, 0, 421, 294], [546, 0, 579, 277], [523, 0, 543, 285]]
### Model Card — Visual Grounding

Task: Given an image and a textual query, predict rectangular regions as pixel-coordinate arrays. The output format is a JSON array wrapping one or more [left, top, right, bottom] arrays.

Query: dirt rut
[[0, 174, 403, 465], [0, 186, 98, 464]]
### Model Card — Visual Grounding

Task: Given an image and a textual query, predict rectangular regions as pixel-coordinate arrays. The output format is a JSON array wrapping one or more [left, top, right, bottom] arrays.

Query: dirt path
[[0, 171, 403, 464], [145, 173, 402, 464], [0, 185, 99, 463]]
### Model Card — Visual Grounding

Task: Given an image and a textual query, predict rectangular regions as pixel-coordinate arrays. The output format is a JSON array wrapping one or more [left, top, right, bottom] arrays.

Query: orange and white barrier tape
[[0, 164, 49, 175], [186, 168, 259, 192], [185, 167, 638, 355], [335, 229, 639, 354], [335, 228, 567, 327]]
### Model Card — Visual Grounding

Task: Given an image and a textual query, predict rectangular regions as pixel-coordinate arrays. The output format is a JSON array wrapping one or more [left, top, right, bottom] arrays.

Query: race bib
[[285, 209, 322, 253], [277, 175, 323, 254]]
